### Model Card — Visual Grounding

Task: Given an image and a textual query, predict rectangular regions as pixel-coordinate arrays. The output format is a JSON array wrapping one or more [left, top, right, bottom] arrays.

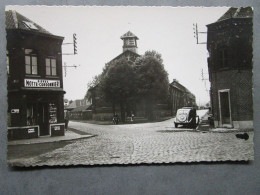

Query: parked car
[[174, 107, 199, 128]]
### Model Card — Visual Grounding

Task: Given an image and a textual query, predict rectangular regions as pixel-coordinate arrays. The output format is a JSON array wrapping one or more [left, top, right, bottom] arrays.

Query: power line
[[193, 23, 207, 44], [63, 62, 80, 77]]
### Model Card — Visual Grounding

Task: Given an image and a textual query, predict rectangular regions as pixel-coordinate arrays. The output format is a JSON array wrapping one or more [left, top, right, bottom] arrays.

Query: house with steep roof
[[169, 79, 197, 116], [207, 7, 253, 129], [6, 10, 66, 140]]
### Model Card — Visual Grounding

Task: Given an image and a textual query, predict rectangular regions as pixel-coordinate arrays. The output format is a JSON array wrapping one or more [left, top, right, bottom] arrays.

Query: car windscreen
[[177, 109, 190, 115]]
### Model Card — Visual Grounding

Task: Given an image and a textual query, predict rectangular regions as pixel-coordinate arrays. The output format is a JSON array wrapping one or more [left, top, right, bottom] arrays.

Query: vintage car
[[174, 107, 199, 128]]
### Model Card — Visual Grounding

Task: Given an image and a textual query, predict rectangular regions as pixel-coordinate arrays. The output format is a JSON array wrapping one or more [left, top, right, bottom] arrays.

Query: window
[[45, 58, 57, 76], [22, 21, 38, 30], [218, 48, 228, 68], [25, 49, 38, 75], [6, 51, 9, 74], [27, 104, 37, 125], [128, 38, 135, 45]]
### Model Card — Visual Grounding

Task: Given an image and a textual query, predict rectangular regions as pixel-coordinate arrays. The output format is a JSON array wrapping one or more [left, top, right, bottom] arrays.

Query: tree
[[85, 74, 102, 101], [100, 58, 138, 123], [135, 51, 169, 121]]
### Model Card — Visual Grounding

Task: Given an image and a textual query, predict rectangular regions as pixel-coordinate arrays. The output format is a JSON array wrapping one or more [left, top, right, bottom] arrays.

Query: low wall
[[8, 126, 39, 140]]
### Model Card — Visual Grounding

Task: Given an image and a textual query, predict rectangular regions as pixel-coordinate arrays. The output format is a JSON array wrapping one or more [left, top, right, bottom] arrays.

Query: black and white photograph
[[5, 6, 254, 166]]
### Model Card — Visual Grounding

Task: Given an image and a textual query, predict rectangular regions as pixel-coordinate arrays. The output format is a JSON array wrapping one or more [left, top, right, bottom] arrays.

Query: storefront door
[[38, 103, 50, 136]]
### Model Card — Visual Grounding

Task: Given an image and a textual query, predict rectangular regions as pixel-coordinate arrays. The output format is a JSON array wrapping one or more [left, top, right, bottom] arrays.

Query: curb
[[8, 134, 96, 146]]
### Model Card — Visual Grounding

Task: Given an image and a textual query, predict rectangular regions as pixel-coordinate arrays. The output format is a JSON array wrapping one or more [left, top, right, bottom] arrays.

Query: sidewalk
[[209, 127, 253, 133], [8, 129, 95, 146]]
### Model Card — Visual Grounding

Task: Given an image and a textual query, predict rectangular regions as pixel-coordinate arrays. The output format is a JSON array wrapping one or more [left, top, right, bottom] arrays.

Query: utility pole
[[193, 23, 207, 44], [61, 33, 78, 55], [201, 68, 209, 93], [63, 62, 80, 77]]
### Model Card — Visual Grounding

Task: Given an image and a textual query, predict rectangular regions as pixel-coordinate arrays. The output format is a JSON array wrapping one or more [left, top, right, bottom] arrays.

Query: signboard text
[[24, 79, 60, 88]]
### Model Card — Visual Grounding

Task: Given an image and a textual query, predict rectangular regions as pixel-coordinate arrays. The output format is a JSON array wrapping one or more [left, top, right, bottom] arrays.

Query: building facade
[[206, 7, 253, 129], [169, 79, 197, 116], [6, 10, 65, 140], [65, 98, 92, 120]]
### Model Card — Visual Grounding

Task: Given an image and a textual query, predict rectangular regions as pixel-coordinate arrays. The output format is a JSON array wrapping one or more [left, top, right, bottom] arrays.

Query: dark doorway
[[38, 103, 50, 136], [219, 91, 231, 125]]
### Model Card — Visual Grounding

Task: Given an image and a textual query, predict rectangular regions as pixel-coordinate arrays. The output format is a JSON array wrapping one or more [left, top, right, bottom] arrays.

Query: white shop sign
[[24, 79, 60, 88], [11, 109, 19, 113], [28, 128, 35, 133]]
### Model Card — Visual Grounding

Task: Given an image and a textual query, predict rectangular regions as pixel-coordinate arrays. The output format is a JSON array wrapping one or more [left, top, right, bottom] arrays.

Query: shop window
[[25, 49, 38, 75], [6, 50, 9, 74], [27, 104, 37, 125], [45, 58, 57, 76]]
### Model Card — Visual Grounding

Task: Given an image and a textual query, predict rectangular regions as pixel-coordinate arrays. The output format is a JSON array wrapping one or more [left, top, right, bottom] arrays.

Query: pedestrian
[[131, 113, 134, 123], [65, 116, 69, 130], [113, 113, 119, 124]]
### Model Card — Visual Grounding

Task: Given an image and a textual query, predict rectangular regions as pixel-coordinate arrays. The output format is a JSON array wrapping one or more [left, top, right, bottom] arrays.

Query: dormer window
[[22, 21, 38, 30], [25, 49, 38, 75]]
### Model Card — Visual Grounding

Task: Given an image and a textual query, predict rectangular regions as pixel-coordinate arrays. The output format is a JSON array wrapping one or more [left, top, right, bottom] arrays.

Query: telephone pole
[[193, 23, 207, 44], [201, 68, 209, 93], [61, 33, 78, 55], [63, 62, 80, 77]]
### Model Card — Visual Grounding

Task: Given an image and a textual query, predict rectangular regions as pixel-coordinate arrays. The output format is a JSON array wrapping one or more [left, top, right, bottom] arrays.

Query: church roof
[[108, 49, 140, 64], [5, 10, 63, 39], [120, 31, 139, 40], [217, 7, 253, 22]]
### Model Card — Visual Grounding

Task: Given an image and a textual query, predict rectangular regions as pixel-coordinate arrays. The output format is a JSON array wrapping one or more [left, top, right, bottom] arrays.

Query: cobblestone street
[[8, 114, 254, 166]]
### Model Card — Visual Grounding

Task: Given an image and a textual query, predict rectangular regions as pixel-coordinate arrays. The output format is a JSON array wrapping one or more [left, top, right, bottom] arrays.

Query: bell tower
[[120, 31, 139, 53]]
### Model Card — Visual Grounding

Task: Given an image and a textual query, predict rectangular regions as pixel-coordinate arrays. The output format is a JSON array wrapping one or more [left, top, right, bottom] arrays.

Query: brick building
[[169, 79, 196, 116], [6, 10, 65, 140], [206, 7, 253, 129]]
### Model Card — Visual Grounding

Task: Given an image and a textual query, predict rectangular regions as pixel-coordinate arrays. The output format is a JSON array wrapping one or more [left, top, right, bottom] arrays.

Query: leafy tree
[[100, 58, 138, 123], [85, 74, 102, 101], [135, 51, 169, 121]]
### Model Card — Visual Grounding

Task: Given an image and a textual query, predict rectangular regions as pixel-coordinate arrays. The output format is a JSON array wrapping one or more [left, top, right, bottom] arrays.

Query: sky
[[6, 6, 229, 106]]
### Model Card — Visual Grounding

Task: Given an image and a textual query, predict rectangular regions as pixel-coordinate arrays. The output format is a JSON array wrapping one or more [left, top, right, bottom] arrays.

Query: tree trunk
[[146, 99, 154, 121], [120, 101, 126, 123], [112, 100, 115, 114]]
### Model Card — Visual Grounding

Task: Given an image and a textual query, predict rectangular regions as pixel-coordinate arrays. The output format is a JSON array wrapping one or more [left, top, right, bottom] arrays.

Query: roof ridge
[[11, 10, 18, 28], [233, 7, 241, 17]]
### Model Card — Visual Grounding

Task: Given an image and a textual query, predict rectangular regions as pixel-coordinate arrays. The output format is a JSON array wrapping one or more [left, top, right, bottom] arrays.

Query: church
[[88, 31, 171, 121], [87, 31, 196, 122]]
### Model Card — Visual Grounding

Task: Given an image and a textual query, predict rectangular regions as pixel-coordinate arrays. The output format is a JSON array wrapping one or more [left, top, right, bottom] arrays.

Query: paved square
[[8, 117, 254, 166]]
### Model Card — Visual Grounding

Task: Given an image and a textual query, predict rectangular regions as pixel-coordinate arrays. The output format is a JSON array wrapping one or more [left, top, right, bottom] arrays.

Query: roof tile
[[5, 10, 53, 36]]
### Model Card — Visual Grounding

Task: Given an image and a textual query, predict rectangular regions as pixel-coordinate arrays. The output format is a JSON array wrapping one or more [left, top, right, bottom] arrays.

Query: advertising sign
[[49, 103, 57, 124], [24, 79, 60, 88]]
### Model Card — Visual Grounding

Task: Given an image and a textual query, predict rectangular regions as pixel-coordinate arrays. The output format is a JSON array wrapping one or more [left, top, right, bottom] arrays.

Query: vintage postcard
[[6, 6, 254, 166]]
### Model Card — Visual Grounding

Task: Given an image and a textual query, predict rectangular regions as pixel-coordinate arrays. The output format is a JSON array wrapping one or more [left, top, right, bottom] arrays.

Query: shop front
[[8, 82, 65, 140]]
